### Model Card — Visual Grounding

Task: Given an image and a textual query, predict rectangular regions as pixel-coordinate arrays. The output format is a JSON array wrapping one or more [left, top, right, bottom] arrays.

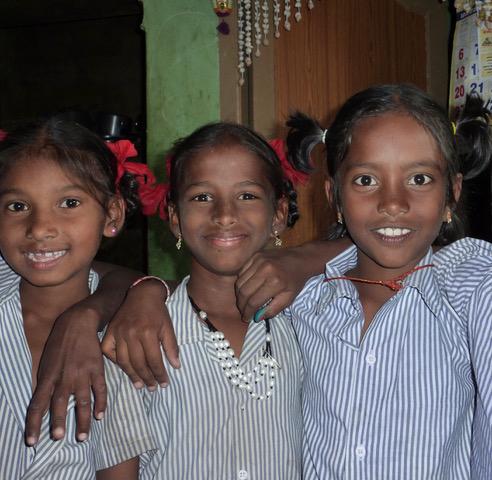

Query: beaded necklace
[[188, 294, 279, 400]]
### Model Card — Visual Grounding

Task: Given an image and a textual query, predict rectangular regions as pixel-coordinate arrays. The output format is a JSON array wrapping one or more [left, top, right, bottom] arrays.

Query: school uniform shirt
[[139, 276, 304, 480], [287, 238, 492, 480], [0, 268, 156, 480]]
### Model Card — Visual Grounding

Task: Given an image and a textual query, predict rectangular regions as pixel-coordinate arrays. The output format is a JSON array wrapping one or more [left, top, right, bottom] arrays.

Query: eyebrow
[[0, 184, 88, 197], [185, 180, 267, 189], [346, 159, 443, 170]]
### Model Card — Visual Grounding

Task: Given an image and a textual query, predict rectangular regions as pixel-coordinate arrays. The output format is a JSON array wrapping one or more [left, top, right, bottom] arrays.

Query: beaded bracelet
[[129, 275, 171, 300]]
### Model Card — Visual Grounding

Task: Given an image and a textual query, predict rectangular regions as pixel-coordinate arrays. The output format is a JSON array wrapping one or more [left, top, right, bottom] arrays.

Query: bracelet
[[130, 276, 171, 300]]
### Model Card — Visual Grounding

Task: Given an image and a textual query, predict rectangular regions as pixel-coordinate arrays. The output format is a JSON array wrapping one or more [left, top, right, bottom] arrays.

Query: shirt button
[[238, 470, 248, 479], [365, 352, 376, 366], [355, 444, 366, 459]]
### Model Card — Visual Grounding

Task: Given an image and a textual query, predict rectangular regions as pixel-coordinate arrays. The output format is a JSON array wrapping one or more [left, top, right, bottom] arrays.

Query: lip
[[205, 233, 248, 248], [23, 249, 68, 269], [371, 226, 415, 244]]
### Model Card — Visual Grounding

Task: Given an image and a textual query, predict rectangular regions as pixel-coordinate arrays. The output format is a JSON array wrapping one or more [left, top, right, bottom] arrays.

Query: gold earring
[[274, 230, 282, 247], [446, 210, 452, 224], [110, 221, 118, 236], [337, 211, 343, 224], [176, 233, 182, 250]]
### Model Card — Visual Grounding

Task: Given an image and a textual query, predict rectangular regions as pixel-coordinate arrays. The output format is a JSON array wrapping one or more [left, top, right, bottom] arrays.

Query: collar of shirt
[[168, 277, 269, 366], [321, 245, 443, 318]]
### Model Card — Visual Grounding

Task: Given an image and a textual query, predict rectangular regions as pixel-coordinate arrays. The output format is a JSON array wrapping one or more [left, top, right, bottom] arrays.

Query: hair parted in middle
[[166, 121, 301, 228]]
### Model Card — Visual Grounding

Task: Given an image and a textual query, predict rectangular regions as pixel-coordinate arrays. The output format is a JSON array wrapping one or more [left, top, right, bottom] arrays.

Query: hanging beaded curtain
[[214, 1, 319, 86]]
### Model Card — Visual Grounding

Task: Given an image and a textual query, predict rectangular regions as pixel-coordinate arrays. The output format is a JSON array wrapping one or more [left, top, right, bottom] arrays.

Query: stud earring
[[446, 210, 452, 224], [176, 233, 182, 250], [110, 221, 118, 236], [274, 230, 282, 247], [337, 211, 343, 224]]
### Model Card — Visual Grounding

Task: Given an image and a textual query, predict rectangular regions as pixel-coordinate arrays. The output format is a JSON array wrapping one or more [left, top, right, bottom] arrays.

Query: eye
[[191, 193, 212, 202], [238, 192, 259, 200], [408, 174, 432, 186], [6, 201, 29, 212], [353, 175, 377, 186], [60, 198, 81, 208]]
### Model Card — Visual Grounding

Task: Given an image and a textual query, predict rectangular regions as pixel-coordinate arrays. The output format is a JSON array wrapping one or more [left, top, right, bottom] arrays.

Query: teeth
[[26, 250, 66, 263], [376, 228, 411, 237]]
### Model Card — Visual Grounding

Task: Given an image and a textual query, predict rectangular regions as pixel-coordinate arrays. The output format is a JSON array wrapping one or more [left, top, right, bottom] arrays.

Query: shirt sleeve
[[92, 359, 156, 471], [467, 273, 492, 477]]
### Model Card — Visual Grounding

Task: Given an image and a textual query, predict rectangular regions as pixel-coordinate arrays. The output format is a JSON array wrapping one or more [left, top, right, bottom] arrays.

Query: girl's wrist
[[129, 276, 171, 302]]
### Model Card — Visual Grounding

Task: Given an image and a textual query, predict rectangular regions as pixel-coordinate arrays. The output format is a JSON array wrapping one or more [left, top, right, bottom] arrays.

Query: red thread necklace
[[324, 264, 434, 292]]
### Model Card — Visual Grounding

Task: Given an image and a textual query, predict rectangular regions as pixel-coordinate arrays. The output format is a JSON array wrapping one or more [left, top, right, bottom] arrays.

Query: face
[[327, 113, 462, 278], [0, 157, 124, 289], [169, 144, 287, 277]]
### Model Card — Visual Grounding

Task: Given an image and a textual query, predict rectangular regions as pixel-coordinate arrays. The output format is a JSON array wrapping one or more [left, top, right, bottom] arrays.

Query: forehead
[[183, 145, 268, 184], [346, 113, 443, 168]]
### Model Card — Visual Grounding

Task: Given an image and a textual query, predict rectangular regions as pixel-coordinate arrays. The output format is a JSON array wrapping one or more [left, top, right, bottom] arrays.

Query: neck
[[187, 261, 240, 316], [20, 271, 91, 325]]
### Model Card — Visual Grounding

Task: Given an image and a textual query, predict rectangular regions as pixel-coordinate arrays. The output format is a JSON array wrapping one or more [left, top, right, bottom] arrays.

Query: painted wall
[[143, 0, 220, 278]]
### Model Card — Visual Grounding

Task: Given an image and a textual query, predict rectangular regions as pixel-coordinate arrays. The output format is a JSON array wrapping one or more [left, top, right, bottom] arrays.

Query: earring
[[110, 221, 118, 236], [446, 210, 452, 224], [337, 211, 343, 224], [176, 233, 182, 250], [274, 230, 282, 247]]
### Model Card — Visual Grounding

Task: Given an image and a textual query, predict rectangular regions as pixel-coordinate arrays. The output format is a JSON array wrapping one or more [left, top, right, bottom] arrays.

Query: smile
[[207, 234, 246, 247], [25, 250, 67, 263], [374, 227, 412, 237]]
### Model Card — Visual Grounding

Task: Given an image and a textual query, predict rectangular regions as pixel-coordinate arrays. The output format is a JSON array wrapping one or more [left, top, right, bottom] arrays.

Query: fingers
[[101, 332, 117, 364], [49, 388, 70, 441], [114, 341, 145, 389], [91, 371, 107, 421], [25, 383, 52, 446]]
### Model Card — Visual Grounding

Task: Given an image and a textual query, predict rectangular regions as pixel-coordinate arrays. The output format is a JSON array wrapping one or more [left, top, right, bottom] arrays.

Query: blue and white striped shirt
[[0, 265, 155, 479], [140, 277, 304, 480], [287, 238, 492, 479]]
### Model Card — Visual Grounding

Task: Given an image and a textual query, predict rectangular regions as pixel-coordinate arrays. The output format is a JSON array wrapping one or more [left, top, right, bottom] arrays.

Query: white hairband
[[321, 129, 328, 144]]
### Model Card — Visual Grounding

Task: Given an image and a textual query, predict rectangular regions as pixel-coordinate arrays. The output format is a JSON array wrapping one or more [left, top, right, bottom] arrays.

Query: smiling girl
[[139, 122, 303, 479], [281, 84, 492, 478], [0, 119, 154, 479]]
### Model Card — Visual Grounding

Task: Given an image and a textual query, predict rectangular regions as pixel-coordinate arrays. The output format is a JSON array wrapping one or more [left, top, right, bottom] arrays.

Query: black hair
[[286, 84, 492, 245], [0, 117, 140, 217], [167, 121, 300, 227]]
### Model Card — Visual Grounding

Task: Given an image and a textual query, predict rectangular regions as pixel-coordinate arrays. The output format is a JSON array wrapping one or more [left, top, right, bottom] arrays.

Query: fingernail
[[160, 382, 169, 388], [147, 384, 157, 392], [26, 436, 37, 446], [133, 381, 144, 389], [253, 306, 267, 323], [77, 433, 88, 442], [95, 411, 104, 420], [52, 427, 64, 439]]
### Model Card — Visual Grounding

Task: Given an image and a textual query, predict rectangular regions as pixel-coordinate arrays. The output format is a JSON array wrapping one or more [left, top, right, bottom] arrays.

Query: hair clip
[[321, 128, 328, 144], [451, 122, 457, 135]]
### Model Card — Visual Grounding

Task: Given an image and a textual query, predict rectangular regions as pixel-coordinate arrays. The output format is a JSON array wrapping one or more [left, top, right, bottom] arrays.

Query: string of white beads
[[308, 0, 314, 9], [210, 330, 279, 400], [273, 0, 281, 38], [262, 0, 270, 45], [295, 0, 302, 21], [244, 0, 253, 66], [237, 0, 246, 85], [284, 0, 291, 31], [254, 0, 262, 57]]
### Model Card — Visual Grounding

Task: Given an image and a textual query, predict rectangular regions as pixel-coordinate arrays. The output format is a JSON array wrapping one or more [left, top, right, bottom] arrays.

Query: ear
[[451, 173, 463, 205], [103, 195, 126, 238], [324, 177, 338, 211], [168, 202, 181, 238], [271, 197, 289, 235]]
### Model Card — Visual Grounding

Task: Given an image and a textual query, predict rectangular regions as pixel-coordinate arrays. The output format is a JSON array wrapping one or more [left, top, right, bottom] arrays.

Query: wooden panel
[[274, 0, 427, 246]]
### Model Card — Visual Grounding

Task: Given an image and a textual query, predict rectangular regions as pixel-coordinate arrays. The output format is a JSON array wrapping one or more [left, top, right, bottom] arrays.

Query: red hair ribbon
[[0, 129, 7, 142], [106, 140, 169, 219], [269, 138, 309, 186]]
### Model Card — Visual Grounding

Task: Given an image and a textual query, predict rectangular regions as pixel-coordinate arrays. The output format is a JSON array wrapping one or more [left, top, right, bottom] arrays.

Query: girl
[[0, 118, 155, 479], [279, 84, 492, 478], [139, 122, 304, 478]]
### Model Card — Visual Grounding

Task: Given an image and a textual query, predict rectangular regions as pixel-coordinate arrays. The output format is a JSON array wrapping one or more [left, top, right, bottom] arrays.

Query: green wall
[[143, 0, 220, 278]]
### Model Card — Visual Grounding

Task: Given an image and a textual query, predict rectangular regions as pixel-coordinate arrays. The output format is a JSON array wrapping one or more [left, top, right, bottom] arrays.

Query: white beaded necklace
[[188, 294, 280, 401]]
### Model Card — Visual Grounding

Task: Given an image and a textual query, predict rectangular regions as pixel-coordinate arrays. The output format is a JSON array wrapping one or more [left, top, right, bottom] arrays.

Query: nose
[[26, 208, 58, 241], [377, 183, 409, 218], [212, 199, 238, 227]]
